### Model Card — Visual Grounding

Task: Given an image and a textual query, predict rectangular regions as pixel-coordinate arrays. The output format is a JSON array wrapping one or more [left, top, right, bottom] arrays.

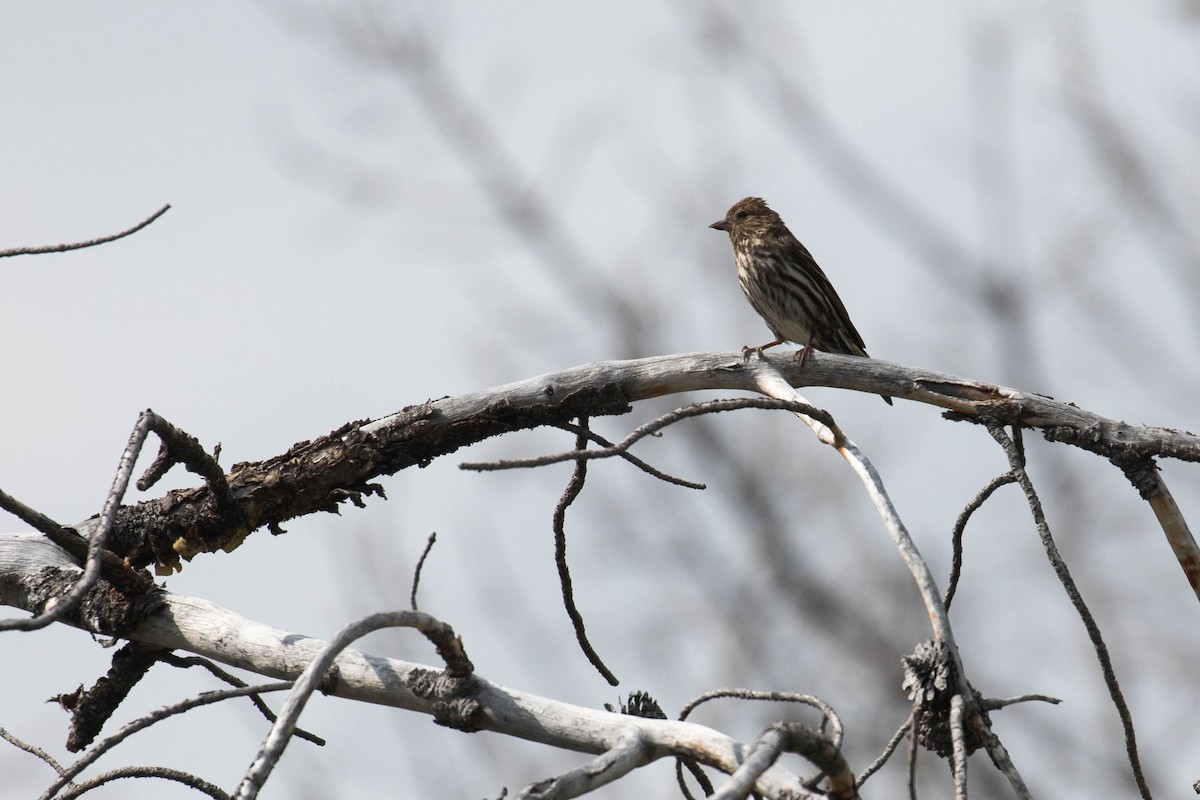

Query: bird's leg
[[743, 338, 785, 361], [793, 334, 816, 368]]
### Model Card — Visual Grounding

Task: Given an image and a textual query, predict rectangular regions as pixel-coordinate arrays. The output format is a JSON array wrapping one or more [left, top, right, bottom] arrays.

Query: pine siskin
[[710, 196, 892, 404]]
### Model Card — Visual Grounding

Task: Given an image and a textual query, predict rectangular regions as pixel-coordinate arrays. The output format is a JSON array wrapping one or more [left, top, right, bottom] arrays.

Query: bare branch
[[62, 643, 161, 752], [976, 727, 1032, 800], [55, 766, 229, 800], [679, 688, 843, 749], [0, 726, 68, 777], [949, 695, 968, 800], [1, 410, 159, 632], [945, 471, 1018, 609], [711, 722, 857, 800], [233, 610, 474, 800], [988, 425, 1152, 799], [751, 362, 1035, 797], [135, 413, 232, 506], [40, 683, 293, 800], [549, 421, 705, 489], [462, 397, 830, 473], [1142, 480, 1200, 601], [80, 587, 818, 798], [410, 531, 437, 611], [514, 730, 652, 800], [855, 712, 912, 788], [981, 694, 1062, 711], [0, 204, 170, 259], [552, 420, 618, 686], [41, 352, 1197, 576], [157, 653, 325, 746]]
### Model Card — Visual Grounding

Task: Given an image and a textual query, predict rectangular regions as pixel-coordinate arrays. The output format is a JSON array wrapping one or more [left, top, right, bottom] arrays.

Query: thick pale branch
[[0, 547, 817, 799]]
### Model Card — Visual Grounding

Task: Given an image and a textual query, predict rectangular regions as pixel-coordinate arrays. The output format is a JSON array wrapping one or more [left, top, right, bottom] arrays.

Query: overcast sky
[[4, 2, 1200, 798]]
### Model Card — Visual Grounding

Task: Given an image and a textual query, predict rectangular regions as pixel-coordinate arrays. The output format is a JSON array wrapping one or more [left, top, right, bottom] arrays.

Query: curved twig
[[711, 722, 857, 800], [0, 204, 170, 258], [679, 688, 843, 750], [514, 730, 651, 800], [552, 420, 618, 686], [410, 531, 437, 611], [233, 610, 474, 800], [945, 471, 1017, 609], [55, 766, 229, 800]]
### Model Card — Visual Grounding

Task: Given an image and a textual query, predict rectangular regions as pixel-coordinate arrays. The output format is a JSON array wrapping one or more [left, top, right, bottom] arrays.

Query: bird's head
[[709, 197, 782, 239]]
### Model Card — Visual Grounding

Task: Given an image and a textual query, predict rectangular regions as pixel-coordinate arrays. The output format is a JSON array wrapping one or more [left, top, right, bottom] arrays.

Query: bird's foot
[[793, 345, 813, 369], [741, 345, 763, 361]]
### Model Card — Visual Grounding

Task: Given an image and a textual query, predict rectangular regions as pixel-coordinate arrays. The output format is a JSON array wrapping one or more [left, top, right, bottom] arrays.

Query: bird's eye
[[735, 210, 749, 220]]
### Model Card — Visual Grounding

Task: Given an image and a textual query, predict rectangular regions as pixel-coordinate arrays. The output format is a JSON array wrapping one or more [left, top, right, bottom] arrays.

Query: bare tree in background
[[4, 3, 1200, 799]]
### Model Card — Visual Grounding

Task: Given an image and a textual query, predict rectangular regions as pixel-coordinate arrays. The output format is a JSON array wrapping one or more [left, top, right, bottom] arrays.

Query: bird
[[710, 196, 892, 404]]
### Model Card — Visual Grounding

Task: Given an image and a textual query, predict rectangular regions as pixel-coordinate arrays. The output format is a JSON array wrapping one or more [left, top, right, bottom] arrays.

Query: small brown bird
[[710, 196, 891, 404]]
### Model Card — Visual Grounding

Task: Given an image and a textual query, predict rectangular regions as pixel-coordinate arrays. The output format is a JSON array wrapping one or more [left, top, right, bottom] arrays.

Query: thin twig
[[988, 424, 1152, 800], [461, 398, 831, 473], [40, 683, 293, 800], [907, 708, 919, 800], [0, 204, 170, 258], [945, 471, 1017, 609], [157, 653, 325, 746], [679, 688, 843, 749], [855, 712, 912, 788], [675, 758, 715, 800], [0, 726, 68, 777], [550, 421, 705, 489], [410, 531, 437, 611], [552, 419, 618, 686], [513, 730, 651, 799], [981, 694, 1061, 711], [56, 766, 230, 800]]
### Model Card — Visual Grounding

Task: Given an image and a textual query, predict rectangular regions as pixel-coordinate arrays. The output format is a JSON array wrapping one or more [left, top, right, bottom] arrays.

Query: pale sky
[[3, 2, 1199, 798]]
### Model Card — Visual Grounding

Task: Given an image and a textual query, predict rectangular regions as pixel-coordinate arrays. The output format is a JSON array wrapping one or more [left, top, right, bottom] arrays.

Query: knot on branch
[[409, 666, 483, 732], [902, 640, 988, 758]]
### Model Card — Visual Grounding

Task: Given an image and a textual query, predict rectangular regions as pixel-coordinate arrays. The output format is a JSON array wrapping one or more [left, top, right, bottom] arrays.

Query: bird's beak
[[709, 219, 729, 232]]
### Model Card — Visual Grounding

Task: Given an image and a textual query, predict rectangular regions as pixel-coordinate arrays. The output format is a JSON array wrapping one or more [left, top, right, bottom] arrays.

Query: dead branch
[[0, 204, 170, 259], [24, 351, 1193, 583], [988, 425, 1152, 799], [234, 610, 474, 800]]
